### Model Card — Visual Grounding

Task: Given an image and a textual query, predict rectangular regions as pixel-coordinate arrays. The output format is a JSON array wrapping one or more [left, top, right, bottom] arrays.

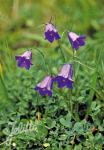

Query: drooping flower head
[[68, 32, 86, 50], [15, 50, 32, 70], [45, 23, 60, 43], [35, 76, 53, 96], [54, 64, 73, 89]]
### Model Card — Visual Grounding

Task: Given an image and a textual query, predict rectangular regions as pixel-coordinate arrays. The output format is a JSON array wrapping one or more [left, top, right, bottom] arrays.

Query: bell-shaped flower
[[35, 76, 53, 96], [68, 32, 86, 50], [54, 64, 73, 88], [45, 23, 60, 43], [15, 50, 32, 70]]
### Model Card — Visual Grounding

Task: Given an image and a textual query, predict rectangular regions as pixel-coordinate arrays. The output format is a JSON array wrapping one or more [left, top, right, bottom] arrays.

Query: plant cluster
[[15, 21, 86, 97], [0, 8, 104, 149]]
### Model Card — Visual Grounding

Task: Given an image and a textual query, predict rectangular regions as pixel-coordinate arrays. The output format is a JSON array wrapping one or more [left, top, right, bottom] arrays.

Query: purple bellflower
[[45, 23, 60, 43], [54, 64, 73, 89], [15, 50, 32, 70], [35, 76, 53, 96], [68, 32, 86, 50]]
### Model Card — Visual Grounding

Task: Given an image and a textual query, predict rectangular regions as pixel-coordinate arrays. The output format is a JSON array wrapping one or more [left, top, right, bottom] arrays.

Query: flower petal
[[35, 76, 53, 96], [73, 41, 79, 50]]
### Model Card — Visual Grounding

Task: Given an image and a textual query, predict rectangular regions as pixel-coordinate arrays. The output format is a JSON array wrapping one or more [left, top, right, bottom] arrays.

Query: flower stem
[[58, 40, 66, 63], [67, 91, 76, 120], [33, 47, 50, 74], [72, 50, 75, 78], [72, 50, 80, 121]]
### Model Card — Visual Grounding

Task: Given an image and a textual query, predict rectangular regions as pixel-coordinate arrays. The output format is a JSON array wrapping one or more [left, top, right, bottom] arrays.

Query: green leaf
[[74, 144, 82, 150], [73, 122, 84, 134], [46, 118, 56, 129], [60, 118, 72, 128], [58, 134, 68, 140]]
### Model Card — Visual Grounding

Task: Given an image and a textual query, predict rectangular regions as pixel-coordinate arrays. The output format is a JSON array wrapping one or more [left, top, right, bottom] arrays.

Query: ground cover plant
[[0, 0, 104, 150]]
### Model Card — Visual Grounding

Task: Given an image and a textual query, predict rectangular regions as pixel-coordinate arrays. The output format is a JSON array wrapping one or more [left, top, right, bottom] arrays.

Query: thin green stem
[[66, 97, 73, 120], [72, 50, 75, 79], [73, 60, 94, 71], [32, 47, 50, 74], [67, 91, 76, 120], [72, 50, 80, 121], [58, 40, 66, 63]]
